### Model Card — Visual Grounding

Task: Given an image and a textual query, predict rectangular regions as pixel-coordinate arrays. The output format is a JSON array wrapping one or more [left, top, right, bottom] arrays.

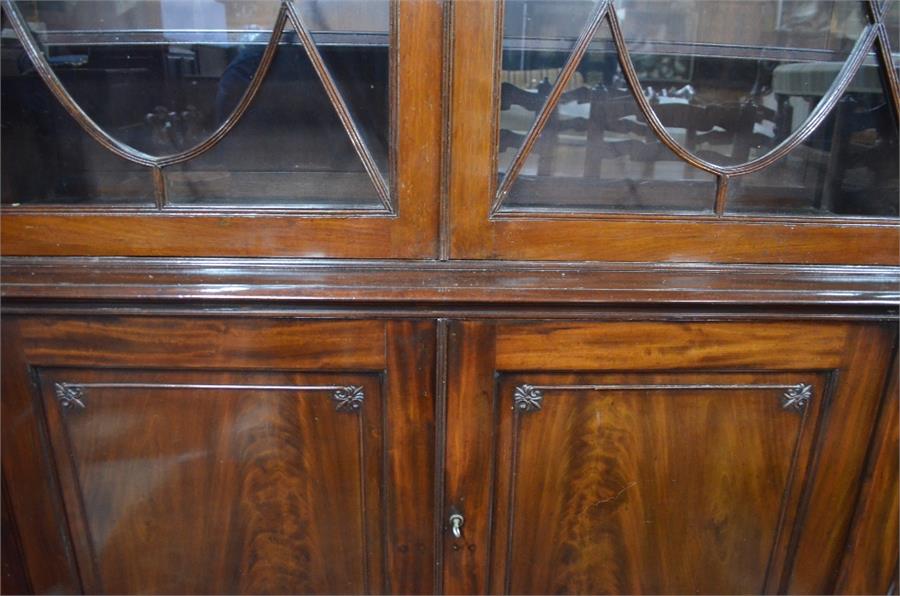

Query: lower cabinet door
[[443, 320, 895, 595], [2, 316, 436, 595]]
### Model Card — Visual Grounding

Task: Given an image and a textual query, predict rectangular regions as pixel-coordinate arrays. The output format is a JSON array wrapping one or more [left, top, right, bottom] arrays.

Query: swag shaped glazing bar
[[1, 0, 288, 170], [3, 0, 393, 212], [492, 0, 879, 213], [607, 5, 878, 178]]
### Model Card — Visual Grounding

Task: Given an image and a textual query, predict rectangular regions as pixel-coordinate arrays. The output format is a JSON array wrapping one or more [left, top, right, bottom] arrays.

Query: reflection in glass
[[292, 0, 392, 180], [728, 57, 899, 217], [498, 0, 597, 174], [499, 5, 716, 214], [1, 30, 154, 206], [886, 1, 899, 55], [166, 18, 388, 209], [3, 0, 391, 209], [615, 0, 864, 166], [496, 0, 894, 217], [12, 0, 280, 156]]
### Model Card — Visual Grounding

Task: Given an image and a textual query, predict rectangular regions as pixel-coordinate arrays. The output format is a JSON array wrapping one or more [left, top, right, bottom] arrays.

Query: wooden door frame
[[1, 0, 443, 258], [446, 0, 900, 264]]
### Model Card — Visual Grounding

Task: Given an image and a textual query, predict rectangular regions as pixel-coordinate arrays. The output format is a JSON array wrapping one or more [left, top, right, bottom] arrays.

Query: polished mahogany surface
[[2, 317, 437, 594], [836, 358, 899, 594], [443, 320, 896, 595], [39, 369, 381, 594], [1, 1, 897, 594], [496, 372, 822, 594]]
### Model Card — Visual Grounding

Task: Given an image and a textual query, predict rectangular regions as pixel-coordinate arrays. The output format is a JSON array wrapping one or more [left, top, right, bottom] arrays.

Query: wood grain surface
[[494, 372, 824, 594], [445, 319, 896, 594], [40, 369, 381, 594], [835, 356, 899, 594], [2, 315, 437, 594]]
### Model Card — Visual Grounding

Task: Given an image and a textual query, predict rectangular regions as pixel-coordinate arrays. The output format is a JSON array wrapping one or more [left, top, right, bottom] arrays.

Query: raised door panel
[[39, 369, 381, 594], [493, 372, 822, 594], [2, 317, 436, 595], [443, 320, 896, 594]]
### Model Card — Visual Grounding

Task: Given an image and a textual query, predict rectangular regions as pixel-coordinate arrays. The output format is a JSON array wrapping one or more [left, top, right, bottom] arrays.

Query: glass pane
[[291, 0, 390, 183], [615, 0, 866, 167], [727, 54, 899, 217], [6, 0, 390, 210], [499, 8, 716, 214], [1, 28, 154, 206], [13, 0, 280, 156], [498, 0, 597, 174], [165, 11, 388, 209]]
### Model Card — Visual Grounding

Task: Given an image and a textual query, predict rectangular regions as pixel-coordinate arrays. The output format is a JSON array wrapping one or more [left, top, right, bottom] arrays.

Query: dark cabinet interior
[[2, 1, 391, 209], [1, 0, 898, 594]]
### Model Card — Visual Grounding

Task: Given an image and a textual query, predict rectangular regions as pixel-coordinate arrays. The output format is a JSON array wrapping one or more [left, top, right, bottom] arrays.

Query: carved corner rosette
[[514, 384, 544, 413], [54, 383, 86, 410], [781, 383, 812, 412], [332, 385, 365, 412]]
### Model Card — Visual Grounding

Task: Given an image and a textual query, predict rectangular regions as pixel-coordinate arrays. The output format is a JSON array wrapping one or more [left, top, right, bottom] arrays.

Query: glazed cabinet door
[[2, 316, 436, 594], [443, 320, 896, 594], [1, 0, 442, 258], [447, 0, 899, 263]]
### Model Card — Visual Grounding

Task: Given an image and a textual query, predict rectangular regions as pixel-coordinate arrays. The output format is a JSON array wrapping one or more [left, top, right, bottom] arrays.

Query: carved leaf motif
[[782, 383, 812, 412], [332, 385, 365, 412], [54, 383, 86, 410], [513, 384, 543, 412]]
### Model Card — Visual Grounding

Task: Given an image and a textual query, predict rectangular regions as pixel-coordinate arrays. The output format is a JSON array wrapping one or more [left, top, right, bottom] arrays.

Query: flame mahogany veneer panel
[[1, 316, 437, 594], [444, 320, 896, 594]]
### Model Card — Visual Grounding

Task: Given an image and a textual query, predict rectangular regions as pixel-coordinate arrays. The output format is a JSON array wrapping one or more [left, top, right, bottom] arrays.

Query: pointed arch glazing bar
[[491, 0, 611, 213], [284, 0, 393, 212]]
